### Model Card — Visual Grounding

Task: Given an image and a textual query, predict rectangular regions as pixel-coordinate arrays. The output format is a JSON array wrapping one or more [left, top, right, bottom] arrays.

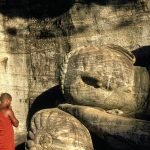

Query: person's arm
[[7, 109, 19, 127]]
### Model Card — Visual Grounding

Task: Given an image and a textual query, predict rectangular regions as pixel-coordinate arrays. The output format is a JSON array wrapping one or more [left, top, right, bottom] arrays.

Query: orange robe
[[0, 112, 14, 150]]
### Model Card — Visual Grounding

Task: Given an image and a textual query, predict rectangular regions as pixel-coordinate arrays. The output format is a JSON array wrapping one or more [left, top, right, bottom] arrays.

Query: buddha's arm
[[59, 104, 150, 149]]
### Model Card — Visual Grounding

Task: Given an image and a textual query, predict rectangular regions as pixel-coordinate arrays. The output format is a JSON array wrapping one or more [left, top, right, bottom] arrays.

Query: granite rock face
[[0, 14, 29, 145], [0, 0, 150, 147]]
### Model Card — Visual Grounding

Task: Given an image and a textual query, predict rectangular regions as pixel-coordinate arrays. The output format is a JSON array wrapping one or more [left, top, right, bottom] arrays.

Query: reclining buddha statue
[[26, 45, 150, 150]]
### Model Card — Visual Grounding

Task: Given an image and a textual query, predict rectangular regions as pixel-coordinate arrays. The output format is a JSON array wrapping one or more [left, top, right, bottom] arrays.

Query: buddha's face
[[63, 46, 137, 112]]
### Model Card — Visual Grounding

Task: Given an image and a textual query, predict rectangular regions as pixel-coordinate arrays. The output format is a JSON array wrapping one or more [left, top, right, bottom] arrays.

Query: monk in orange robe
[[0, 93, 19, 150]]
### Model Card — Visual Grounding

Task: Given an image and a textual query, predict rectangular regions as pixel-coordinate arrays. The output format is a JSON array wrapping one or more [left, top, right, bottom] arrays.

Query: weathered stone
[[60, 45, 150, 115], [26, 45, 150, 150], [0, 0, 150, 148], [26, 108, 93, 150], [58, 104, 150, 150], [0, 14, 29, 144], [57, 45, 150, 149]]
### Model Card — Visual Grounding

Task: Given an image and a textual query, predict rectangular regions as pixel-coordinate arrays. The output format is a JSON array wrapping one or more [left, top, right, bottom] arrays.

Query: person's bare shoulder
[[0, 108, 9, 117]]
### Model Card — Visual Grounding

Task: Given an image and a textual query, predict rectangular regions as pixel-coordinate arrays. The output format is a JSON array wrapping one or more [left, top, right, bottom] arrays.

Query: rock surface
[[26, 108, 93, 150], [60, 45, 150, 114], [0, 0, 150, 146], [58, 104, 150, 150]]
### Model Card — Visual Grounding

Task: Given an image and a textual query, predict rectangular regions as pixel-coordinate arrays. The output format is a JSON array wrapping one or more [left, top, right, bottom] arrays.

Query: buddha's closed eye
[[80, 72, 112, 90], [81, 75, 101, 88]]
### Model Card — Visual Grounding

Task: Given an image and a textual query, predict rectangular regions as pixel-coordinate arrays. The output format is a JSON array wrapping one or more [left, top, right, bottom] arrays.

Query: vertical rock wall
[[27, 17, 70, 98], [68, 0, 150, 50], [0, 14, 29, 143]]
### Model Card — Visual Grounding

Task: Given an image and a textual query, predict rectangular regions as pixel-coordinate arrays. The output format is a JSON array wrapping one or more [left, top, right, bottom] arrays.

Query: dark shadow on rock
[[91, 132, 116, 150], [15, 142, 25, 150], [115, 19, 134, 29], [27, 85, 65, 129], [0, 0, 74, 19], [132, 45, 150, 121], [0, 0, 140, 19], [132, 45, 150, 69], [83, 0, 138, 5]]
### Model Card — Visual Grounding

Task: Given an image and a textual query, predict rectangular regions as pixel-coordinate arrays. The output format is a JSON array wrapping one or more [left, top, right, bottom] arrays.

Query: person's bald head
[[0, 93, 12, 105]]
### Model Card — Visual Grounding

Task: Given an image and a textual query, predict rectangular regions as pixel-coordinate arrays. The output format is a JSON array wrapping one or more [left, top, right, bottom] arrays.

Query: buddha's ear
[[107, 44, 136, 64]]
